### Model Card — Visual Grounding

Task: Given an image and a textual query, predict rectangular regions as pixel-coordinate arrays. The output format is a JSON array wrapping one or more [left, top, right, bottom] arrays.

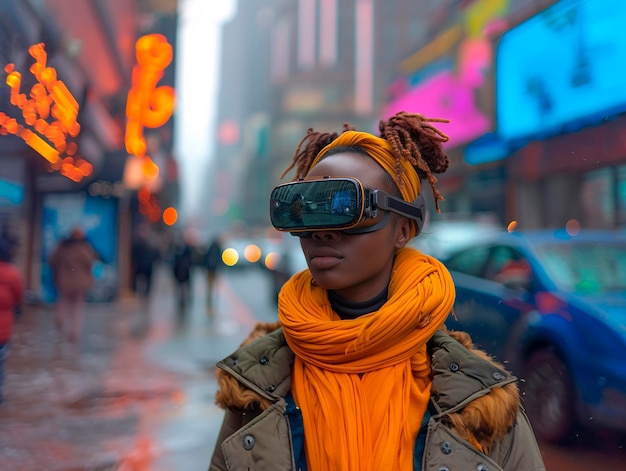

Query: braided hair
[[280, 111, 450, 211]]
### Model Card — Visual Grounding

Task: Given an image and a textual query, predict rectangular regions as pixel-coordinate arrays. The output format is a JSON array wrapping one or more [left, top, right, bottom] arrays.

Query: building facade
[[209, 0, 626, 234]]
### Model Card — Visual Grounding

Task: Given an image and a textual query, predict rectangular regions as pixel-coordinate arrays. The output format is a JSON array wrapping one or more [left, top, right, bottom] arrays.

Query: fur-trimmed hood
[[214, 322, 520, 453]]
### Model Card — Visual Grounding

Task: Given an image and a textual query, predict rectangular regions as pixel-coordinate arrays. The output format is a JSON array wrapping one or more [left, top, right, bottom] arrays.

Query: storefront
[[508, 115, 626, 229], [0, 1, 127, 299]]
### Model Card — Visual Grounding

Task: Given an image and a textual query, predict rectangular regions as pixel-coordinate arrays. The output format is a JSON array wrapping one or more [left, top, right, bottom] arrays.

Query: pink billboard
[[384, 70, 490, 148]]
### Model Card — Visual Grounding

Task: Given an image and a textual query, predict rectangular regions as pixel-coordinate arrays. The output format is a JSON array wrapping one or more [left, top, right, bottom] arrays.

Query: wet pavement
[[0, 265, 258, 471]]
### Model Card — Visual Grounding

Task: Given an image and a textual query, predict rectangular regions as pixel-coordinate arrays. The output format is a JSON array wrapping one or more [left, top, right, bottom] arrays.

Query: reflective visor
[[269, 177, 367, 233]]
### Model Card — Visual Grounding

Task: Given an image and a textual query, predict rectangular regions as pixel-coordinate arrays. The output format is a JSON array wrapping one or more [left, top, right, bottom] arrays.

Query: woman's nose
[[311, 230, 339, 241]]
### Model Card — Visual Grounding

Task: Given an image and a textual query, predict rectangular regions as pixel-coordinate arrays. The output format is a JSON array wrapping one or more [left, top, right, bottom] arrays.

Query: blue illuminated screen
[[496, 0, 626, 141]]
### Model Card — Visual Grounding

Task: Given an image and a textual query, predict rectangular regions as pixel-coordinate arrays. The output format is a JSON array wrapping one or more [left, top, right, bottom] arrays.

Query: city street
[[2, 1, 626, 470], [0, 262, 624, 470], [0, 263, 276, 471]]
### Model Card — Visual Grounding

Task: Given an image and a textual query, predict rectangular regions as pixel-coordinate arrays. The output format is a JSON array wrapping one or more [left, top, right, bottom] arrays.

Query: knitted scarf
[[279, 247, 455, 471]]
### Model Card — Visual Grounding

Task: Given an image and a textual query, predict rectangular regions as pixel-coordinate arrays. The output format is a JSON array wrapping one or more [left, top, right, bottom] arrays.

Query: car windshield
[[534, 241, 626, 294]]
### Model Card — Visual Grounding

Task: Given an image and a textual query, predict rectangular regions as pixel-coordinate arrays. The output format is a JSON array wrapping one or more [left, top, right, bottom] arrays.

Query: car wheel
[[521, 347, 576, 444]]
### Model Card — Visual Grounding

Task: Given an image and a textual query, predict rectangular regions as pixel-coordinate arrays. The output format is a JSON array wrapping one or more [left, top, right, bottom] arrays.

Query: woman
[[209, 112, 545, 470]]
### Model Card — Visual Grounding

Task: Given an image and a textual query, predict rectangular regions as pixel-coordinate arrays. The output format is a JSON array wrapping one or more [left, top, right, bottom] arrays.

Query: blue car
[[441, 229, 626, 443]]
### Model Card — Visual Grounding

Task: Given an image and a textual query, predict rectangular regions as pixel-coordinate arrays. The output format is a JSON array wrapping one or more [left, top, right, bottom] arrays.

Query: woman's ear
[[394, 217, 412, 249]]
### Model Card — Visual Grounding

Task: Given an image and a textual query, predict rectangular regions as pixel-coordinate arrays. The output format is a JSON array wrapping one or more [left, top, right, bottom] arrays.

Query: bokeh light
[[264, 252, 280, 270], [162, 207, 177, 225], [244, 244, 262, 263], [222, 248, 239, 266], [507, 220, 518, 232], [565, 219, 580, 236]]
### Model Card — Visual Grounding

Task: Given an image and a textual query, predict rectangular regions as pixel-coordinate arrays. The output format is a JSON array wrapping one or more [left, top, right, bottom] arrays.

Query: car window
[[484, 245, 523, 279], [534, 242, 626, 293], [445, 246, 490, 276], [484, 245, 532, 288]]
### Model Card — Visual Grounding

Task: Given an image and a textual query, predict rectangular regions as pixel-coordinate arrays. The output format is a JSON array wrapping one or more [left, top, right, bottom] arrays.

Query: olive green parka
[[209, 324, 546, 471]]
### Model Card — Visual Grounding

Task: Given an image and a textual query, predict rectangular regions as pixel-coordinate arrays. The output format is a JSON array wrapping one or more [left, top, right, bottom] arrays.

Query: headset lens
[[269, 178, 364, 232]]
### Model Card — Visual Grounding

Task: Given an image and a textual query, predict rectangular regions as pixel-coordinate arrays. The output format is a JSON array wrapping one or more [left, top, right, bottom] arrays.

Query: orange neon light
[[124, 34, 174, 223], [1, 43, 87, 180], [22, 128, 60, 163], [125, 34, 175, 157], [137, 185, 162, 222], [162, 207, 177, 226], [142, 156, 159, 180]]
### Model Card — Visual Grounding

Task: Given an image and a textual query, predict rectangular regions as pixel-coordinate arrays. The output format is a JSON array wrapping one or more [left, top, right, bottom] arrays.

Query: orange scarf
[[279, 247, 455, 471]]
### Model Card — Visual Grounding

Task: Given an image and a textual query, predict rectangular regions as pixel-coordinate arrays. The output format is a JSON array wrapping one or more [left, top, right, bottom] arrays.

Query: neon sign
[[124, 34, 176, 222], [125, 34, 175, 158], [385, 69, 490, 147], [0, 43, 91, 182]]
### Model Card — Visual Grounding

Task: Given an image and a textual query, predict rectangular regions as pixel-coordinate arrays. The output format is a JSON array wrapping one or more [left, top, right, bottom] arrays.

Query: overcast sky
[[174, 0, 235, 219]]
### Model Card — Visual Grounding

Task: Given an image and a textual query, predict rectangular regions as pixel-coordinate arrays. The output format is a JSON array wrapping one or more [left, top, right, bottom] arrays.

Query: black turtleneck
[[328, 287, 389, 319]]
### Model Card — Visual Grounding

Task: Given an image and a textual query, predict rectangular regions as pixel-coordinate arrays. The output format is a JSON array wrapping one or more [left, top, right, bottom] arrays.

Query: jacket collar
[[428, 330, 517, 416], [218, 327, 516, 413], [217, 328, 294, 402]]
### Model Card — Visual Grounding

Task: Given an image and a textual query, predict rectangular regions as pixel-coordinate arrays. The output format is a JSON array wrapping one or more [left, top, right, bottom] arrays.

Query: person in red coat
[[0, 238, 24, 405]]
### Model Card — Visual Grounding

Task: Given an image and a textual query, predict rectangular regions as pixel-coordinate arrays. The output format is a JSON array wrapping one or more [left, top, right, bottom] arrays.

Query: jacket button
[[438, 467, 450, 471], [492, 372, 503, 381], [260, 356, 269, 365], [242, 434, 255, 450], [449, 363, 459, 372], [441, 441, 452, 454], [230, 357, 238, 365], [477, 465, 488, 471], [267, 384, 276, 393]]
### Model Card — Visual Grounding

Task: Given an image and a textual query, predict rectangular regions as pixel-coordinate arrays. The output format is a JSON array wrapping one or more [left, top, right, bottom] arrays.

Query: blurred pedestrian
[[0, 223, 18, 261], [0, 238, 23, 405], [172, 237, 194, 323], [209, 112, 545, 470], [131, 224, 160, 302], [48, 226, 99, 342], [202, 235, 222, 313]]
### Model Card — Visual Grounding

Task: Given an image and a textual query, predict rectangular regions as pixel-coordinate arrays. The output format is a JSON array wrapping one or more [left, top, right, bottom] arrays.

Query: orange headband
[[311, 130, 421, 203]]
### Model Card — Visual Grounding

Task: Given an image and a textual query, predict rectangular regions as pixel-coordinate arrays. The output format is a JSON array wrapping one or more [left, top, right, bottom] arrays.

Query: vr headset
[[269, 177, 425, 237]]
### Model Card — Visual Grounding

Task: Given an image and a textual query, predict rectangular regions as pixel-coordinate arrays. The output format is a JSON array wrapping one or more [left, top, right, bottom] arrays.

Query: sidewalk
[[0, 265, 244, 471]]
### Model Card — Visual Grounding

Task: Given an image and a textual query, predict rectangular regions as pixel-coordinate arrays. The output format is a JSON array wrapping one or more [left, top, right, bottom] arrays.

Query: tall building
[[211, 0, 399, 231], [205, 0, 279, 234]]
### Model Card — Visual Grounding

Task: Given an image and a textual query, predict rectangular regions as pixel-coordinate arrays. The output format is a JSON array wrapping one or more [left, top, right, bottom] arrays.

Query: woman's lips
[[309, 255, 342, 270]]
